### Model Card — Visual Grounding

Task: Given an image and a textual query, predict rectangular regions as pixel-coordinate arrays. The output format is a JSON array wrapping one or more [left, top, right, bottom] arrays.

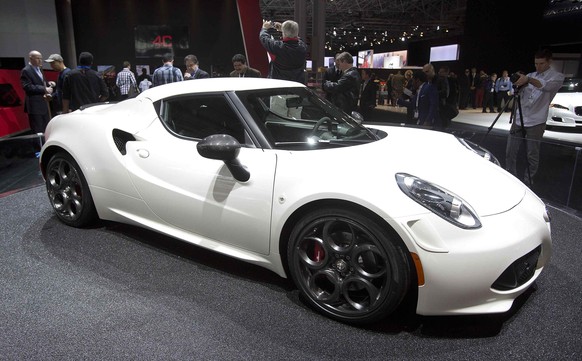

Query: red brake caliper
[[313, 242, 325, 262]]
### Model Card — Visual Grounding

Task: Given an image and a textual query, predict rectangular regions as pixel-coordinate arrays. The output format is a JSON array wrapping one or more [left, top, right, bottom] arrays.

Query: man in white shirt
[[505, 48, 565, 186]]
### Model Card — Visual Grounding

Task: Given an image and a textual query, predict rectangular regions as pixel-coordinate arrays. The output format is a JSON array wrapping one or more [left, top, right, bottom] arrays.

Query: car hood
[[552, 92, 581, 108], [351, 126, 525, 217]]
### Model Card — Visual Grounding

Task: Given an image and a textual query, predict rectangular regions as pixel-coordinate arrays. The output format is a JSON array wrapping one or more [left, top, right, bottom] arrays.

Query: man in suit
[[184, 54, 209, 79], [230, 54, 261, 78], [322, 52, 361, 114], [397, 70, 438, 127], [322, 54, 341, 101], [359, 68, 378, 119], [468, 67, 480, 109], [20, 50, 53, 133]]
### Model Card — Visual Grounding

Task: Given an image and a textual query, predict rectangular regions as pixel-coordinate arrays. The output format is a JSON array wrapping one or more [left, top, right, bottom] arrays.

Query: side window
[[162, 94, 246, 143]]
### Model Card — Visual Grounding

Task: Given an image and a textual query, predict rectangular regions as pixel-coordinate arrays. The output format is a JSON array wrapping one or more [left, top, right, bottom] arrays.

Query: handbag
[[128, 83, 139, 98]]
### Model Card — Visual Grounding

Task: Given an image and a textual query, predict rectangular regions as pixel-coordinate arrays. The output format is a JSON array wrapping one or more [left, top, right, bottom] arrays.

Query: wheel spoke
[[307, 269, 342, 303], [350, 243, 388, 279], [322, 219, 355, 254], [296, 236, 329, 270], [341, 276, 380, 311]]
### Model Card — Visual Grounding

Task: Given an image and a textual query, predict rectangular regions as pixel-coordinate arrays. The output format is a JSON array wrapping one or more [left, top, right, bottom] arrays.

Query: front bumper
[[394, 190, 552, 315]]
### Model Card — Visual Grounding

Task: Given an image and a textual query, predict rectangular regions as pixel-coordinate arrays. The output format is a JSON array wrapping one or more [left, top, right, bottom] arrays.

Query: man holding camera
[[259, 19, 307, 84], [505, 48, 564, 186]]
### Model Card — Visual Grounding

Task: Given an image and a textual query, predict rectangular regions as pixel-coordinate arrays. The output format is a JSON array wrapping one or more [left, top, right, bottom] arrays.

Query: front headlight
[[549, 103, 568, 110], [457, 137, 500, 166], [396, 173, 482, 229]]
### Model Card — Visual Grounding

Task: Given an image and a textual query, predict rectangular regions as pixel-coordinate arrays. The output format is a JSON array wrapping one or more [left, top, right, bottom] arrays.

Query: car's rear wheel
[[45, 152, 98, 227], [288, 207, 411, 324]]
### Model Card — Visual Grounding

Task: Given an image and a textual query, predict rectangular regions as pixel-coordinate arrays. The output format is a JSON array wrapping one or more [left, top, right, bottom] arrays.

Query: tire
[[45, 152, 98, 227], [287, 207, 411, 324]]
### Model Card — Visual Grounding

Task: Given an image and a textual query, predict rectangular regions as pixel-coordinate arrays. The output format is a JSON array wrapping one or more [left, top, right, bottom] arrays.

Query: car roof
[[140, 77, 306, 102]]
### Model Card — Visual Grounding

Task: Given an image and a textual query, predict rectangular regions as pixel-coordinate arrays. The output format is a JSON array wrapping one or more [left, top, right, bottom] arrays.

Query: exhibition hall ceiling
[[259, 0, 467, 51]]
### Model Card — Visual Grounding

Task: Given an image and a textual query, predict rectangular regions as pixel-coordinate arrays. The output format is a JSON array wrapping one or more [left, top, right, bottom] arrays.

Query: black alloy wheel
[[45, 152, 98, 227], [288, 207, 412, 324]]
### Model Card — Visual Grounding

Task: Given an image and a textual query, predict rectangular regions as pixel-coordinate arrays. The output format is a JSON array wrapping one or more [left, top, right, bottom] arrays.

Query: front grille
[[491, 246, 541, 291], [574, 106, 582, 116]]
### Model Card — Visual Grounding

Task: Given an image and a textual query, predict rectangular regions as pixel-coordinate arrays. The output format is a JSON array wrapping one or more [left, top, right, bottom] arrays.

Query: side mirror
[[197, 134, 250, 182]]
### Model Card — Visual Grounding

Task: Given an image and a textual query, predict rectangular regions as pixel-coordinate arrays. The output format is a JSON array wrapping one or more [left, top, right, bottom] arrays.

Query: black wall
[[67, 0, 245, 76], [346, 0, 581, 78], [62, 0, 581, 78]]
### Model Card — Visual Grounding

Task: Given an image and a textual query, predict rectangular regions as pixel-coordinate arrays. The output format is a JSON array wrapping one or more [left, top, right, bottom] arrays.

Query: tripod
[[484, 85, 533, 186]]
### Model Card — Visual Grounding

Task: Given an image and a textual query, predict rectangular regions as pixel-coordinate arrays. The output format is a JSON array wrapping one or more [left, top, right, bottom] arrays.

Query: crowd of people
[[20, 21, 564, 185]]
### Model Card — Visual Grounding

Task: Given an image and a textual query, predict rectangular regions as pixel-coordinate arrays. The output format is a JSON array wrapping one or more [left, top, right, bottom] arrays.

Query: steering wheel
[[311, 117, 333, 135]]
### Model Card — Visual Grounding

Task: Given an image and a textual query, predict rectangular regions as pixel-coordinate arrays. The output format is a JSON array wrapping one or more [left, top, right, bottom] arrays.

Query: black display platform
[[1, 186, 580, 360]]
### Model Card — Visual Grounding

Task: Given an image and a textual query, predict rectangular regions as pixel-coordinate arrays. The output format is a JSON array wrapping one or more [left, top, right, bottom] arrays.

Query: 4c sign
[[152, 35, 172, 48]]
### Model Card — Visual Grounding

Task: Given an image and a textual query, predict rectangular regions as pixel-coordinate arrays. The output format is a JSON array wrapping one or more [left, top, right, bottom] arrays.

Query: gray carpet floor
[[1, 186, 581, 360]]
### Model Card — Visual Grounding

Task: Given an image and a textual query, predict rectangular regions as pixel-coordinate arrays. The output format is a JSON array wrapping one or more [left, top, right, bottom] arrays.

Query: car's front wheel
[[45, 151, 98, 227], [288, 207, 412, 324]]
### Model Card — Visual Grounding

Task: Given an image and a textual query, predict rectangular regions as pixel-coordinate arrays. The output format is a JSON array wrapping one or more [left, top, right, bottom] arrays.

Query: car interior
[[160, 94, 246, 143]]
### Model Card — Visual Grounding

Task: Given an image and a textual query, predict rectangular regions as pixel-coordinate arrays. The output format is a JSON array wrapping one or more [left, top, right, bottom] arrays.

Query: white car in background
[[547, 77, 582, 132], [40, 78, 552, 325]]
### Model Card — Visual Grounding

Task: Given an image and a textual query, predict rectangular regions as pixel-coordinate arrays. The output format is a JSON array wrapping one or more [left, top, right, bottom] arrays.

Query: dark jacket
[[230, 67, 262, 78], [359, 78, 378, 111], [62, 67, 109, 111], [323, 67, 361, 114], [397, 82, 439, 126], [20, 64, 49, 115], [259, 28, 307, 84], [186, 68, 209, 79], [322, 65, 341, 100]]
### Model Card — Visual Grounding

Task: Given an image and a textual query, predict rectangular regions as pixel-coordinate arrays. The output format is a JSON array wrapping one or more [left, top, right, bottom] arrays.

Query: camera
[[510, 72, 523, 83]]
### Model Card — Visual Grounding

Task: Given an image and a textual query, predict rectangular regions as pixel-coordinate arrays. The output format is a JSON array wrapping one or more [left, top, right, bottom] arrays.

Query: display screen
[[373, 50, 408, 69], [429, 44, 459, 62], [324, 56, 334, 68], [135, 25, 190, 58], [358, 50, 374, 68]]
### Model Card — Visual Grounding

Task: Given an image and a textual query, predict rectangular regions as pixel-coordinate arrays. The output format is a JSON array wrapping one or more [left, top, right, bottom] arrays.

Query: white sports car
[[547, 77, 582, 131], [40, 78, 552, 324]]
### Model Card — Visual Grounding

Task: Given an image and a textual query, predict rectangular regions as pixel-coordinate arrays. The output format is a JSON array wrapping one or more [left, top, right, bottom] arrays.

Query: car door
[[123, 93, 277, 255]]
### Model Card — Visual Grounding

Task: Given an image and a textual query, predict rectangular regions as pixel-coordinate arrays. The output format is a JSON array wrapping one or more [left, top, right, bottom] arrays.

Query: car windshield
[[235, 87, 379, 149], [559, 78, 582, 93]]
